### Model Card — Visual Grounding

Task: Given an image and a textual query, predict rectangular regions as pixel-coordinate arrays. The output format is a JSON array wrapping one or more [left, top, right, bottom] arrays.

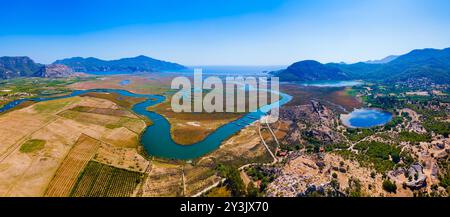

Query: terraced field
[[45, 134, 101, 197], [71, 161, 144, 197]]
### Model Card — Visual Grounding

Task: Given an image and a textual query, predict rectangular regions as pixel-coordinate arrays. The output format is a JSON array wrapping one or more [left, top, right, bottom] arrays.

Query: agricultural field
[[79, 92, 147, 110], [143, 160, 183, 197], [45, 134, 102, 197], [70, 106, 137, 118], [0, 92, 148, 196], [183, 159, 221, 196], [94, 142, 150, 173], [58, 109, 145, 134], [71, 161, 144, 197], [0, 77, 94, 108], [56, 102, 146, 148]]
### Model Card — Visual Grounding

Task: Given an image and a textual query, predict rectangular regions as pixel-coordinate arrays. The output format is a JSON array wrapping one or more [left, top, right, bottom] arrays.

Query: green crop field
[[71, 161, 144, 197]]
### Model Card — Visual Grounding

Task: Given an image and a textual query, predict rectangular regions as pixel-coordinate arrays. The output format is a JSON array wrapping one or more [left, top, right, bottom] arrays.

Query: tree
[[382, 179, 397, 193], [346, 178, 362, 197], [246, 182, 260, 197], [217, 165, 246, 197], [332, 172, 338, 179]]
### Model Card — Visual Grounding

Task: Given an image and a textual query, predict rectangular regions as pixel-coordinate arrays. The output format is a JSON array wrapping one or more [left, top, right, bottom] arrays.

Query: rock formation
[[34, 64, 75, 78]]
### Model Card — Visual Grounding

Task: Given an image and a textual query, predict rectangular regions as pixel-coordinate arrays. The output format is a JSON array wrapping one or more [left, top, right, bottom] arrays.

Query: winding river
[[0, 88, 292, 160]]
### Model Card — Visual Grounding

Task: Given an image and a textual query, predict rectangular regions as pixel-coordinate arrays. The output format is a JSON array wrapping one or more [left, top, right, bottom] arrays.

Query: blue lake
[[341, 108, 393, 128], [119, 79, 131, 86], [300, 80, 363, 87]]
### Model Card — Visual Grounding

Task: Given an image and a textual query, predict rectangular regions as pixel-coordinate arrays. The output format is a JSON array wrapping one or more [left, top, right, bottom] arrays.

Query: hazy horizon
[[1, 0, 449, 65]]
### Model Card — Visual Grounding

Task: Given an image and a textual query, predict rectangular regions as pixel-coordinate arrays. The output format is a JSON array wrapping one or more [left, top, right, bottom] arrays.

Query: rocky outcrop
[[405, 163, 427, 189], [297, 183, 346, 197], [279, 100, 342, 146], [0, 56, 77, 79], [34, 64, 75, 78]]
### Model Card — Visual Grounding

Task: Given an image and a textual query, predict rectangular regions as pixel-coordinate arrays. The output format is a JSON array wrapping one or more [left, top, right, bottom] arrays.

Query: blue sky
[[1, 0, 449, 65]]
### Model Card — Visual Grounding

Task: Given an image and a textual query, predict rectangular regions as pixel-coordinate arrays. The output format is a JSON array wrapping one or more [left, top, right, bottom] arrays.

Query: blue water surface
[[344, 108, 393, 128]]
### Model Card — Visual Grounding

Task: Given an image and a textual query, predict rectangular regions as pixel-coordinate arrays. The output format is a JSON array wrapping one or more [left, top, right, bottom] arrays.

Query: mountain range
[[0, 55, 187, 79], [364, 55, 399, 64], [273, 47, 450, 84], [0, 56, 44, 79], [2, 48, 450, 83], [54, 55, 187, 73]]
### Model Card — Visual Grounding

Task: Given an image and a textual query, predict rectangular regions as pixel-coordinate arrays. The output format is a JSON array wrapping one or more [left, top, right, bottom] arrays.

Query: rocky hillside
[[0, 54, 187, 79], [0, 56, 43, 79], [33, 64, 75, 78], [278, 101, 343, 146]]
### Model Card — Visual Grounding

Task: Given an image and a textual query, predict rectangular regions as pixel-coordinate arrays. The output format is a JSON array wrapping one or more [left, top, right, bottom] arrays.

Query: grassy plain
[[69, 75, 173, 95], [143, 160, 183, 197], [281, 84, 362, 112], [0, 77, 94, 108]]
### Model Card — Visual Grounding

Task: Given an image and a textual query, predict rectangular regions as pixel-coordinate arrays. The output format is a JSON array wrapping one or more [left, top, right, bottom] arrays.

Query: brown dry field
[[58, 110, 145, 134], [0, 95, 146, 196], [70, 105, 137, 118], [94, 142, 149, 173], [69, 75, 174, 95], [281, 84, 361, 112], [208, 124, 273, 166], [143, 160, 183, 197], [183, 159, 221, 196], [79, 92, 147, 110], [44, 134, 101, 197]]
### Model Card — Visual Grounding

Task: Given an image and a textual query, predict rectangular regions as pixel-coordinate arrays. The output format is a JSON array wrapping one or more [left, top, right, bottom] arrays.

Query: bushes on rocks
[[382, 179, 397, 193]]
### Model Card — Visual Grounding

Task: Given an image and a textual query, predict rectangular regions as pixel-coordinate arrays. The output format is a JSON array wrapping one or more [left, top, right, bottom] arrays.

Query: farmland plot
[[44, 134, 101, 197], [142, 161, 183, 197], [71, 161, 144, 197]]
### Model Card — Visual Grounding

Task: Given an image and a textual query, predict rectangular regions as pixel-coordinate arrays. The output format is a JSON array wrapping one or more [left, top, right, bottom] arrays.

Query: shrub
[[332, 172, 338, 179], [382, 179, 397, 193]]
